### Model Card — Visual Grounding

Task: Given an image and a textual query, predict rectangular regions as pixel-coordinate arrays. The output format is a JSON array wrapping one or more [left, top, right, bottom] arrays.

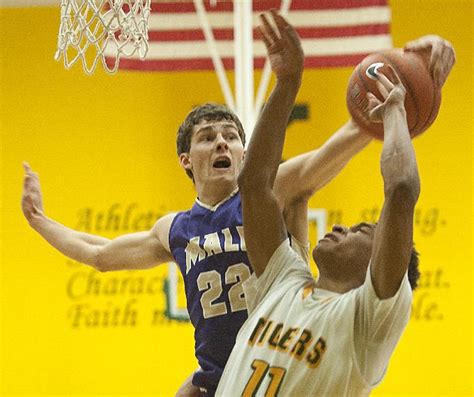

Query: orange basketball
[[346, 49, 441, 140]]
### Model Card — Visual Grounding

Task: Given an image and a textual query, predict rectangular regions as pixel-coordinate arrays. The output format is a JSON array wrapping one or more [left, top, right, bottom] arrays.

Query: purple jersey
[[169, 190, 252, 394]]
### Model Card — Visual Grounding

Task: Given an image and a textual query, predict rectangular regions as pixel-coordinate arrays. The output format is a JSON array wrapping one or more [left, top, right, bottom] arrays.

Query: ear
[[179, 153, 192, 171]]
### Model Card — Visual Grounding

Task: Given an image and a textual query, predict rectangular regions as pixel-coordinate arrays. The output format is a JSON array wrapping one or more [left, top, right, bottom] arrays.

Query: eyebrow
[[194, 126, 213, 136], [353, 222, 374, 232], [221, 122, 238, 130]]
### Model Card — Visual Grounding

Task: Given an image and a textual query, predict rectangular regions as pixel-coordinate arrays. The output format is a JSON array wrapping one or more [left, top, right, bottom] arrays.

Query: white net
[[55, 0, 151, 74]]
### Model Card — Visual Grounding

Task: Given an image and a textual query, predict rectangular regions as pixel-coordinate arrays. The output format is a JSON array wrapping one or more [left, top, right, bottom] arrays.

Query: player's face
[[181, 119, 245, 187], [313, 222, 376, 277]]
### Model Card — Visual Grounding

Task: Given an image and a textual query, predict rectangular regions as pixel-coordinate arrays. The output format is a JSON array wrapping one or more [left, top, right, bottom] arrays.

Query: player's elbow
[[238, 169, 269, 194], [384, 177, 420, 207], [237, 167, 252, 191], [92, 247, 114, 272]]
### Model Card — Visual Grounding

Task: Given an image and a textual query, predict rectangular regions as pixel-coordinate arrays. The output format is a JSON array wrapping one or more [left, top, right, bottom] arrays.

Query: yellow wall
[[0, 1, 472, 396]]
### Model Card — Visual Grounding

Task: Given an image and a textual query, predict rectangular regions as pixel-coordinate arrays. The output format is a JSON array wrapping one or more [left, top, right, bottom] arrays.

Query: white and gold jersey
[[216, 239, 412, 397]]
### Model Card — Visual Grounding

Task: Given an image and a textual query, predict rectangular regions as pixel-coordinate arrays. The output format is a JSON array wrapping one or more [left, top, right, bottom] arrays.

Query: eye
[[359, 225, 371, 234], [226, 132, 238, 141], [351, 224, 366, 233]]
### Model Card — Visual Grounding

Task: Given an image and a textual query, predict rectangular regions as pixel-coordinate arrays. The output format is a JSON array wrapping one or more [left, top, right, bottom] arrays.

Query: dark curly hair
[[408, 246, 420, 290], [176, 103, 246, 179]]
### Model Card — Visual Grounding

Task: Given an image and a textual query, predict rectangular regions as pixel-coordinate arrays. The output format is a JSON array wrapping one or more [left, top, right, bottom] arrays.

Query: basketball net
[[55, 0, 151, 74], [53, 0, 290, 139]]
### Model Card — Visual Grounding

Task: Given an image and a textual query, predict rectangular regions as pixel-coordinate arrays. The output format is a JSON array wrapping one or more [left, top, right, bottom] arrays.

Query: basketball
[[346, 49, 441, 140]]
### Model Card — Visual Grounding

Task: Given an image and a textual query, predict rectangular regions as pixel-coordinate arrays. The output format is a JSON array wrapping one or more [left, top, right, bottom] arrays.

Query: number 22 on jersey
[[197, 263, 251, 319]]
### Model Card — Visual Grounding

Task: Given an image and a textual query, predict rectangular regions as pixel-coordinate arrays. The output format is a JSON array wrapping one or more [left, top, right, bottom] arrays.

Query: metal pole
[[242, 0, 254, 137], [194, 0, 235, 111], [234, 0, 254, 141], [234, 1, 243, 121]]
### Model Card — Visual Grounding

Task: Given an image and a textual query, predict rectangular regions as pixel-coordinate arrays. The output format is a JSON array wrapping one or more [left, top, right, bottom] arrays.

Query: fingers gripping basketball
[[346, 49, 442, 140], [366, 65, 407, 123]]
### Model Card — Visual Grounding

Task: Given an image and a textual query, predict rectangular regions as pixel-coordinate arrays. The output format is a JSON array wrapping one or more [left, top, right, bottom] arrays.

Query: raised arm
[[274, 35, 455, 243], [275, 120, 371, 203], [22, 163, 174, 271], [274, 120, 371, 243], [366, 66, 420, 299], [237, 10, 303, 276]]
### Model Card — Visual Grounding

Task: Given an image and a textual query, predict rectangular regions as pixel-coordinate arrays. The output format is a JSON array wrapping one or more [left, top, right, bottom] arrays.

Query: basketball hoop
[[55, 0, 151, 74]]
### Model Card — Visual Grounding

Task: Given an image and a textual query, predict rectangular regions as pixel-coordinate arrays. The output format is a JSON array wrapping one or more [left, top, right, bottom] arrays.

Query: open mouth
[[213, 158, 231, 169]]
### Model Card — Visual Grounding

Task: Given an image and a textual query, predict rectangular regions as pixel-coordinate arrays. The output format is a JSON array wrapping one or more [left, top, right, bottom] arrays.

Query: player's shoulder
[[260, 239, 311, 283], [352, 264, 412, 307], [154, 212, 178, 228], [151, 213, 179, 252]]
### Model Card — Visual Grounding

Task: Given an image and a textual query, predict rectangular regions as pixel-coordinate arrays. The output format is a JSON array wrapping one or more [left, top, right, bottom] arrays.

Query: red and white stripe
[[109, 0, 392, 71]]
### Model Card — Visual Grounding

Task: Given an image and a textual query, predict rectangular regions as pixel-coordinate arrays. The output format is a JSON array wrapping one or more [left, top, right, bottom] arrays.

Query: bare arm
[[238, 11, 304, 276], [366, 66, 420, 299], [22, 163, 174, 271], [274, 35, 455, 244], [275, 120, 371, 206], [274, 120, 371, 243]]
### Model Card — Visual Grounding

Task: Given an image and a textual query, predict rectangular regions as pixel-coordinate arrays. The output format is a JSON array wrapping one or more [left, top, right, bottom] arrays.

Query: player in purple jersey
[[169, 190, 249, 393], [21, 9, 455, 396]]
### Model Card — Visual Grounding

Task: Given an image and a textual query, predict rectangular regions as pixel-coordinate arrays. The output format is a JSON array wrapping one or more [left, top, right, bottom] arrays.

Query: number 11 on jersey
[[242, 359, 287, 397]]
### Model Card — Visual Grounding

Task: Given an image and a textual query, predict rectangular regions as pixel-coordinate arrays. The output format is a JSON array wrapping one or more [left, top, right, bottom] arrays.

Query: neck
[[315, 275, 363, 294], [196, 180, 237, 206]]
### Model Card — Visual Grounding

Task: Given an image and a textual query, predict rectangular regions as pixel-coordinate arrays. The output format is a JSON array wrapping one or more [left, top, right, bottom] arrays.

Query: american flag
[[112, 0, 392, 71]]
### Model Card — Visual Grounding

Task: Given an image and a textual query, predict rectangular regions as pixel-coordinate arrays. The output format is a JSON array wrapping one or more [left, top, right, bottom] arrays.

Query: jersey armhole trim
[[167, 211, 183, 256]]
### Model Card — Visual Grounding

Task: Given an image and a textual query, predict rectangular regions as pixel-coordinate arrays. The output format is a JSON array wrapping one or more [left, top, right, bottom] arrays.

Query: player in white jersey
[[216, 13, 454, 397]]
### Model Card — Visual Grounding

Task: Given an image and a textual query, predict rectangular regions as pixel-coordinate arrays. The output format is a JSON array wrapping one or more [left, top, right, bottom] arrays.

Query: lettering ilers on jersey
[[248, 317, 327, 369], [185, 226, 246, 274]]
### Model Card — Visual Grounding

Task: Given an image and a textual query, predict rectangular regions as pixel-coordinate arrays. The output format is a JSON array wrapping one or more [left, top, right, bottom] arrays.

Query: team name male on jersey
[[248, 317, 327, 369], [185, 226, 246, 274]]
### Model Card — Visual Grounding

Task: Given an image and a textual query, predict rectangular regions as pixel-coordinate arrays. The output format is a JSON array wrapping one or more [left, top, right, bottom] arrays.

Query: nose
[[215, 134, 229, 151], [332, 224, 348, 235]]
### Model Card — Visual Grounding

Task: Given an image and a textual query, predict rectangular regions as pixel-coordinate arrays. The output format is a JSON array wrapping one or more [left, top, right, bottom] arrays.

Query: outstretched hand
[[366, 65, 406, 123], [258, 9, 304, 82], [404, 34, 455, 88], [22, 162, 45, 224]]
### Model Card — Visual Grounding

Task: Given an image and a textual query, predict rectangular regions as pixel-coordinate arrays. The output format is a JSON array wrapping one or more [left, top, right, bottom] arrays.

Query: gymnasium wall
[[0, 1, 472, 396]]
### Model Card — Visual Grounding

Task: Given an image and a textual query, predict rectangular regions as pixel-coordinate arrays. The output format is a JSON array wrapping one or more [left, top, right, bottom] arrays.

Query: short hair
[[408, 246, 420, 290], [176, 103, 246, 179]]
